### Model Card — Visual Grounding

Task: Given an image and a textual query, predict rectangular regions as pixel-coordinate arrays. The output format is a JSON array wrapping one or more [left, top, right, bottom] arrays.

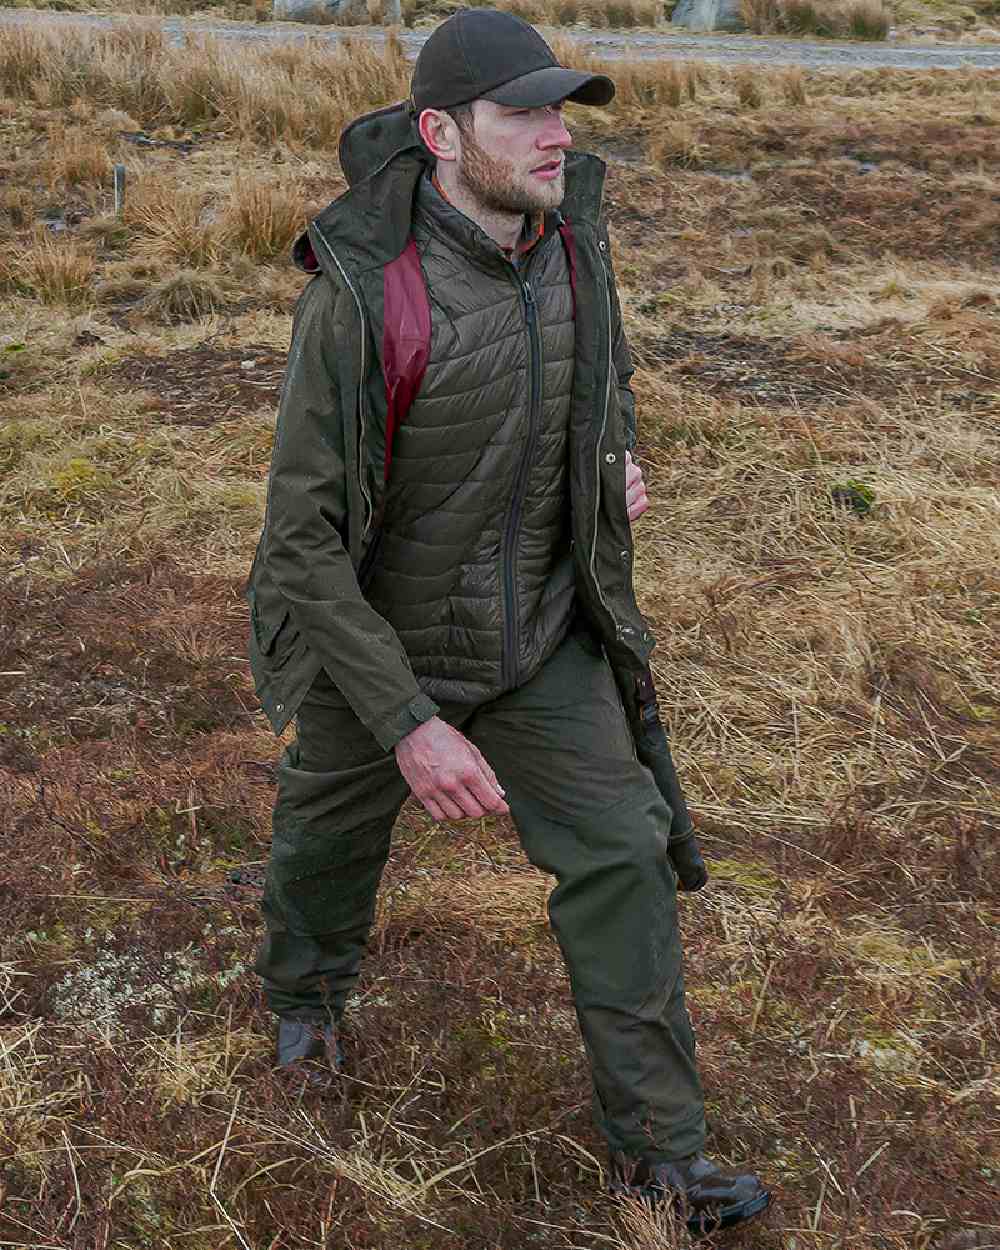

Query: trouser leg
[[467, 630, 707, 1162], [254, 671, 409, 1019]]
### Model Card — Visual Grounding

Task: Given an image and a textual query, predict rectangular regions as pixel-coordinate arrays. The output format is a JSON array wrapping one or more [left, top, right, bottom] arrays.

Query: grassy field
[[2, 21, 999, 1250]]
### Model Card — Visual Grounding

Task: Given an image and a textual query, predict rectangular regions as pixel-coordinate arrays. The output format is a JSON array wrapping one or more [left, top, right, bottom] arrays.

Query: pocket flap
[[251, 596, 289, 657]]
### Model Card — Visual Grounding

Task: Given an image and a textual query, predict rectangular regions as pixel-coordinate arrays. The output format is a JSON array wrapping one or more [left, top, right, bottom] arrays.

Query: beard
[[455, 128, 565, 216]]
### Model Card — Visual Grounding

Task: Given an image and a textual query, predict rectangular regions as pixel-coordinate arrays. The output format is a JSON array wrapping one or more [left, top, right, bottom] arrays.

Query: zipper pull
[[523, 281, 537, 326]]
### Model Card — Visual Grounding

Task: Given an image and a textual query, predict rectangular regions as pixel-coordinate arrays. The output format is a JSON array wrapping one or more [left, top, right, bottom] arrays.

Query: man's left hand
[[625, 450, 648, 522]]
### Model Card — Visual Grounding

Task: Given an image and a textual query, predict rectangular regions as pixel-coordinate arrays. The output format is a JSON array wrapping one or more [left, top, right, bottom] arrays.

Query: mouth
[[531, 159, 563, 180]]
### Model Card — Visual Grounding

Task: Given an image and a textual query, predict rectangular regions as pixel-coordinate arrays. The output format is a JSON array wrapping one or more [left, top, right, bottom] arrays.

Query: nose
[[539, 107, 572, 150]]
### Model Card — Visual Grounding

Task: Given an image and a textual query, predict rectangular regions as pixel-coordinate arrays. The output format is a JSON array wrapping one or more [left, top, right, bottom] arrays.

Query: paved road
[[4, 7, 1000, 69]]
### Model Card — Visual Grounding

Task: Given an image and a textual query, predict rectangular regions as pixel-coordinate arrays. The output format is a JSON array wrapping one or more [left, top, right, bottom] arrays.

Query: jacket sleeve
[[263, 275, 439, 751]]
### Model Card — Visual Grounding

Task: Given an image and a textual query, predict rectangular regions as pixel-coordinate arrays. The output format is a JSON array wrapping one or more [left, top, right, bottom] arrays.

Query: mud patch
[[635, 320, 1000, 407], [110, 344, 286, 426], [0, 561, 250, 768]]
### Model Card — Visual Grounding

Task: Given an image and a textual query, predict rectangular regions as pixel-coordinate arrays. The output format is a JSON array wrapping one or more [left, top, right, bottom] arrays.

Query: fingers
[[418, 768, 509, 823], [397, 719, 509, 823], [626, 484, 649, 520], [470, 744, 507, 801], [423, 792, 465, 822], [464, 769, 510, 817], [466, 744, 509, 815], [423, 796, 446, 823], [624, 450, 648, 521]]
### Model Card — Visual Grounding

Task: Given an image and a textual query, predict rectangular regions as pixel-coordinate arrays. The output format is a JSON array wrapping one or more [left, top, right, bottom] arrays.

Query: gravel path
[[4, 6, 1000, 69]]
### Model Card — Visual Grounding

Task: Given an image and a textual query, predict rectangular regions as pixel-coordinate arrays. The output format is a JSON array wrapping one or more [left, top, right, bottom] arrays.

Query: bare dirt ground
[[1, 22, 998, 1250], [5, 5, 1000, 67]]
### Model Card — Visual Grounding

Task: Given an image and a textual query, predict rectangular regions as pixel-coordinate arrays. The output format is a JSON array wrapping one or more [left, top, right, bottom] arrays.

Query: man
[[245, 7, 769, 1231]]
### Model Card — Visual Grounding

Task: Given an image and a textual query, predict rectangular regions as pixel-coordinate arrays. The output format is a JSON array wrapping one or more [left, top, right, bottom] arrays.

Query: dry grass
[[127, 180, 219, 267], [44, 123, 114, 189], [0, 24, 411, 142], [138, 268, 233, 321], [1, 22, 999, 1250], [0, 0, 984, 34], [734, 65, 764, 108], [495, 0, 663, 25], [12, 231, 98, 306], [742, 0, 892, 37], [220, 176, 309, 261]]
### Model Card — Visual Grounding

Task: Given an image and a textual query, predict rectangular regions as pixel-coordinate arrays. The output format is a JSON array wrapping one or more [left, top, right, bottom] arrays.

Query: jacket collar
[[414, 173, 552, 275], [295, 126, 607, 285]]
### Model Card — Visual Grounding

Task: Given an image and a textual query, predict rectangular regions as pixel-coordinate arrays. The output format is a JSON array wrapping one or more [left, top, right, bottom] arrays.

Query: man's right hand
[[395, 717, 510, 822]]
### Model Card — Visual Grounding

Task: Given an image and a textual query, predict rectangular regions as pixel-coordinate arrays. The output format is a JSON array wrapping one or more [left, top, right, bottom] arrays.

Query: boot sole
[[611, 1182, 772, 1236], [686, 1189, 771, 1235]]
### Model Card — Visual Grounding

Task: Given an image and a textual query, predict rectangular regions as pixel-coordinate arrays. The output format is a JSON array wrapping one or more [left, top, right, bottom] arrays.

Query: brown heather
[[1, 21, 999, 1250]]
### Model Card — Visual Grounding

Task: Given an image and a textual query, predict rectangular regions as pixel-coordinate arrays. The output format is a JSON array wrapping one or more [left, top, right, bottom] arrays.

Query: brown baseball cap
[[411, 8, 615, 112]]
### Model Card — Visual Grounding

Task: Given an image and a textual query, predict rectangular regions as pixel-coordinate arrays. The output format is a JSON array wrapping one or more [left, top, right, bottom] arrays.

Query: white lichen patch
[[852, 1036, 923, 1074], [50, 946, 246, 1033]]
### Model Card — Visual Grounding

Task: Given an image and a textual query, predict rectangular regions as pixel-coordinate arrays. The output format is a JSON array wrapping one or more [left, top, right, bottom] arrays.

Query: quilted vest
[[362, 179, 576, 706]]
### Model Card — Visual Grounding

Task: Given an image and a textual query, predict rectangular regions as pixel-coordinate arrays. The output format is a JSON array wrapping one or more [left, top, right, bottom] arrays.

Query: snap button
[[605, 452, 616, 464], [619, 549, 629, 561], [276, 703, 284, 712], [599, 240, 608, 251]]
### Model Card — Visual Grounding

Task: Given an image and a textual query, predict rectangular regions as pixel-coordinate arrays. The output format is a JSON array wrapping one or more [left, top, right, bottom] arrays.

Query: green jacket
[[247, 109, 655, 752]]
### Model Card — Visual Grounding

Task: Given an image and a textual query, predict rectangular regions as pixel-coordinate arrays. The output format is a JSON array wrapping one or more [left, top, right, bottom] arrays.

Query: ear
[[418, 108, 460, 163]]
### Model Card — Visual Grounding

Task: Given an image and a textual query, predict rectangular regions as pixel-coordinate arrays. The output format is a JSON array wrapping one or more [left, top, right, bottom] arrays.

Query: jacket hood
[[293, 101, 607, 280]]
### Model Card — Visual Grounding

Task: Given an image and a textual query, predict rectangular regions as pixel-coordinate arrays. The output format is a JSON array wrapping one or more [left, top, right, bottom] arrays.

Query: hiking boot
[[276, 1015, 345, 1073], [611, 1153, 771, 1235]]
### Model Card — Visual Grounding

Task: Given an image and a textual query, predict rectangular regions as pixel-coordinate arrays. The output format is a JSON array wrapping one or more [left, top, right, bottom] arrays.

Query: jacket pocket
[[250, 589, 289, 657]]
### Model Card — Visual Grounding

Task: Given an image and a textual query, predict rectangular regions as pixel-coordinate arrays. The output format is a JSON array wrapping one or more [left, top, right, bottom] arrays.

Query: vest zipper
[[501, 276, 542, 690]]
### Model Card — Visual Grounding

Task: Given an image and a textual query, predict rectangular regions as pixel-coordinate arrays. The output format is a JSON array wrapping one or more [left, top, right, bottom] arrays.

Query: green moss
[[217, 482, 265, 519], [707, 857, 782, 895], [830, 478, 876, 515], [45, 456, 114, 505]]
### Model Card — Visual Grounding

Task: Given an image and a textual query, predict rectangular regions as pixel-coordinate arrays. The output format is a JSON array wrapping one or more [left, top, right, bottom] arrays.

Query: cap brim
[[483, 66, 615, 109]]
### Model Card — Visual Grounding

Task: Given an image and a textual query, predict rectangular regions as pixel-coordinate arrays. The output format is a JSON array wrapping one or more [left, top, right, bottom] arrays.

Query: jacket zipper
[[589, 245, 617, 633], [501, 275, 542, 689], [311, 228, 375, 544]]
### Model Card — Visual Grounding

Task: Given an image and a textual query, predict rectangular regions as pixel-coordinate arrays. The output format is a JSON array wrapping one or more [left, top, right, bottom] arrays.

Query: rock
[[272, 0, 367, 21], [671, 0, 746, 32]]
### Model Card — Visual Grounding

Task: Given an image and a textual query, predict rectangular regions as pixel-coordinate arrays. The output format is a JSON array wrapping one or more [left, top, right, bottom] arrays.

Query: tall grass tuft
[[781, 66, 808, 106], [846, 0, 891, 39], [138, 270, 230, 323], [15, 233, 97, 306], [221, 178, 308, 262], [734, 66, 764, 109], [45, 124, 112, 189], [494, 0, 661, 24], [649, 119, 704, 168], [128, 180, 218, 268], [741, 0, 890, 37]]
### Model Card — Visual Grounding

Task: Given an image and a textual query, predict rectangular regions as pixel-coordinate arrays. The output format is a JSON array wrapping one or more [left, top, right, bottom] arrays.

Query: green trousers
[[255, 627, 706, 1162]]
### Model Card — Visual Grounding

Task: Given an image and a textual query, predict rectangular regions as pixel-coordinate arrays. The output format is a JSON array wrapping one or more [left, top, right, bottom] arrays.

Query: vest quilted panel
[[364, 183, 575, 705]]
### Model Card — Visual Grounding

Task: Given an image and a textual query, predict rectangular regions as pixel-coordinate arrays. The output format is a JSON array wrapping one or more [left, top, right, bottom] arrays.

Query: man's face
[[454, 99, 573, 215]]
